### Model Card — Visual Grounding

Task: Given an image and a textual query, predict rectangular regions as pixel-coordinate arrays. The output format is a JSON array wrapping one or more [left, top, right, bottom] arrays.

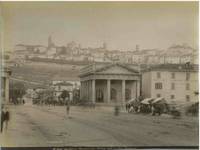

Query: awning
[[152, 97, 166, 104], [141, 98, 154, 104], [126, 98, 136, 104]]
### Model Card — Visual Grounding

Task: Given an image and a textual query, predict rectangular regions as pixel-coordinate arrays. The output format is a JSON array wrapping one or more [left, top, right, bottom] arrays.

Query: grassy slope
[[10, 62, 85, 87]]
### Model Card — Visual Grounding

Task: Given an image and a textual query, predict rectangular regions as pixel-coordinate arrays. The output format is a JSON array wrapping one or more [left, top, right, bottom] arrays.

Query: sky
[[1, 2, 198, 52]]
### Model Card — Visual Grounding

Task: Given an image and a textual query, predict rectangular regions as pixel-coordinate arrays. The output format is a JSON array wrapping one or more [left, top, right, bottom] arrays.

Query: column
[[5, 77, 9, 103], [83, 81, 86, 99], [87, 81, 89, 101], [122, 80, 126, 105], [89, 80, 92, 101], [92, 79, 96, 103], [86, 81, 88, 100], [107, 79, 111, 103], [137, 80, 140, 98], [80, 81, 83, 100]]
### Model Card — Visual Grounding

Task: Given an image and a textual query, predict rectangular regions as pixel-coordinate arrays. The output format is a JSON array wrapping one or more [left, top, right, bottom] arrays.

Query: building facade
[[141, 64, 199, 103], [79, 63, 141, 106], [51, 81, 74, 101], [1, 67, 11, 104]]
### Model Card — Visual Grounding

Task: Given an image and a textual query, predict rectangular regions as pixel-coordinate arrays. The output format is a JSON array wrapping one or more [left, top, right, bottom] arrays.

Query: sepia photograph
[[0, 1, 199, 149]]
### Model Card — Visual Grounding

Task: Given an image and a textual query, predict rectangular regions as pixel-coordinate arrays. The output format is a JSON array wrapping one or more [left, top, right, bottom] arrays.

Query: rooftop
[[79, 62, 140, 77], [53, 82, 73, 86], [142, 63, 199, 72]]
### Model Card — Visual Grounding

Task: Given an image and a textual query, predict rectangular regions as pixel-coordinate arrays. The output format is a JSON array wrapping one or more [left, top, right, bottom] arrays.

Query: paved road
[[0, 105, 198, 147]]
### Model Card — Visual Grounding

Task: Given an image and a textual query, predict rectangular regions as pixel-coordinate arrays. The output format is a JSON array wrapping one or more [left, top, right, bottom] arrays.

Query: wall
[[125, 80, 136, 100], [141, 72, 152, 98]]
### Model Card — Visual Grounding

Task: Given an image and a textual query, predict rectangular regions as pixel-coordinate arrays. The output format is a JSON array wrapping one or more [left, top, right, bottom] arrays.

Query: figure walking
[[114, 105, 120, 116], [1, 109, 5, 133], [66, 101, 70, 116], [4, 108, 10, 130]]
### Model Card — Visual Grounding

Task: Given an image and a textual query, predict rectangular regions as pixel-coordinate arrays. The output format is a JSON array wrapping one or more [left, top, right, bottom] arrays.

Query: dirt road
[[0, 105, 198, 147]]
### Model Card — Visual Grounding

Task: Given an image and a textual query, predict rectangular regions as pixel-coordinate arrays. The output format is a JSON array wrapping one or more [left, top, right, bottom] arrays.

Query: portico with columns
[[79, 63, 141, 106]]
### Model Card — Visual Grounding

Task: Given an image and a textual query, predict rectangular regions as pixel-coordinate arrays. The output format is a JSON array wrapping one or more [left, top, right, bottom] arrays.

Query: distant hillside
[[10, 62, 84, 87]]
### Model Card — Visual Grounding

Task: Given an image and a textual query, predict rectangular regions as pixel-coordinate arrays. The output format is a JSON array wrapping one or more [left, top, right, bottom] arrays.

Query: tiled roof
[[53, 82, 73, 86], [79, 63, 139, 77], [142, 64, 198, 72]]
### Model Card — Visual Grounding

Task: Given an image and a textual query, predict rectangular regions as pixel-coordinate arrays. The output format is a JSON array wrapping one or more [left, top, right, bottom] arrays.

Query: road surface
[[0, 105, 198, 147]]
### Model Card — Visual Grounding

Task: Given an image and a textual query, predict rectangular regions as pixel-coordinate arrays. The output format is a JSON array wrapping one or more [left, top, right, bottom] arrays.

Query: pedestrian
[[22, 99, 25, 105], [114, 105, 120, 116], [151, 105, 155, 116], [1, 107, 5, 133], [66, 101, 70, 116], [4, 107, 10, 130]]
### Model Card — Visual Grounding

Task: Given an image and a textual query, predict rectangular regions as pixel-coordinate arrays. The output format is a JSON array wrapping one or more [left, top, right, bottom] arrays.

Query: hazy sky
[[1, 2, 198, 51]]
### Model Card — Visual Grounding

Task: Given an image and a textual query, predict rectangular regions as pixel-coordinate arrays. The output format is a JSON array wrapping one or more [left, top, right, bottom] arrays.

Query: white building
[[51, 81, 74, 101], [141, 64, 199, 104], [14, 44, 27, 51]]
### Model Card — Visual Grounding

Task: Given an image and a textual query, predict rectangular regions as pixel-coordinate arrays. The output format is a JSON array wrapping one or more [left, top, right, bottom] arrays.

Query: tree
[[9, 82, 26, 102]]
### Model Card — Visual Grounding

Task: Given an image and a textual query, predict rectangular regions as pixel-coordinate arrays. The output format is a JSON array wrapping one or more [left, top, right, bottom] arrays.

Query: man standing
[[1, 107, 5, 133], [4, 107, 10, 130]]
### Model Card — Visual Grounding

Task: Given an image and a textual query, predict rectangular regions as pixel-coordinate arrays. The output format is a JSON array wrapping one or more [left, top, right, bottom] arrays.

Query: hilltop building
[[47, 36, 55, 48]]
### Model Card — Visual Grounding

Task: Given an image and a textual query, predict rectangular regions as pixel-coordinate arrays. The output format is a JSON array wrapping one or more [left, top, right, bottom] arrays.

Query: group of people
[[126, 101, 168, 116], [32, 98, 72, 106]]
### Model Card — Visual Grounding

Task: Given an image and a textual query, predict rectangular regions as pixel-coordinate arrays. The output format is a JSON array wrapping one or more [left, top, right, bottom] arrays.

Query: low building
[[141, 64, 199, 104], [51, 81, 74, 100], [79, 63, 141, 105]]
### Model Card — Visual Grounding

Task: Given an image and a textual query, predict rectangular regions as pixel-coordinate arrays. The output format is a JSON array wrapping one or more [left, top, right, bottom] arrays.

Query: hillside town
[[8, 36, 198, 66]]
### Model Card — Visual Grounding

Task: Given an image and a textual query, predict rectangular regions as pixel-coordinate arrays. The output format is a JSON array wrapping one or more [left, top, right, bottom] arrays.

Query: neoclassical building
[[79, 63, 141, 105]]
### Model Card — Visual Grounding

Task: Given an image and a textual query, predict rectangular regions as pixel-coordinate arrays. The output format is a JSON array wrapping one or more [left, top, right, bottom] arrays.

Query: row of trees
[[32, 88, 80, 106], [9, 82, 26, 104]]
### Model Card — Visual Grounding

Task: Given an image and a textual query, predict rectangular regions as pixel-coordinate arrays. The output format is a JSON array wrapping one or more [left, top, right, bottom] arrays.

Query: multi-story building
[[141, 64, 198, 104]]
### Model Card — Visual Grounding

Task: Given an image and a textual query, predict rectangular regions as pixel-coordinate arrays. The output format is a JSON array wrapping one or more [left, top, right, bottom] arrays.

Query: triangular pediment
[[95, 64, 138, 74]]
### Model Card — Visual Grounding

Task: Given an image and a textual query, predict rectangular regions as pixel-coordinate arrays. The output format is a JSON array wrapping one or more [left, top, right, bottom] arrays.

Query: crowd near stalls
[[126, 97, 198, 117]]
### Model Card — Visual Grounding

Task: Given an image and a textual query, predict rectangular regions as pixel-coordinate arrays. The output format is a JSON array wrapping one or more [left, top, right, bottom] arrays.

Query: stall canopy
[[141, 98, 154, 104], [152, 97, 166, 104], [126, 98, 136, 104]]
